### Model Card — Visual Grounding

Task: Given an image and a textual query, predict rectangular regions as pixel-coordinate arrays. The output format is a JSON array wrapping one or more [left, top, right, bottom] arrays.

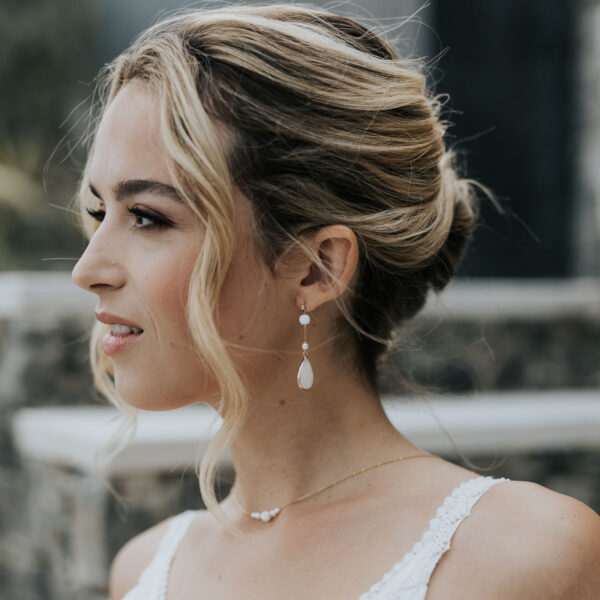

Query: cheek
[[217, 249, 264, 343], [143, 248, 198, 339], [217, 252, 287, 357]]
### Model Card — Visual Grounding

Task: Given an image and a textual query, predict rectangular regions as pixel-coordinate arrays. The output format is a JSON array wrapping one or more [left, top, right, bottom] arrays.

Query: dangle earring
[[297, 304, 314, 389]]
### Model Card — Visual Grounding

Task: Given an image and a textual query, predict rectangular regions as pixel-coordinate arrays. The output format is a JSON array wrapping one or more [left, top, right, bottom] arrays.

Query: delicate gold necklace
[[231, 453, 437, 523]]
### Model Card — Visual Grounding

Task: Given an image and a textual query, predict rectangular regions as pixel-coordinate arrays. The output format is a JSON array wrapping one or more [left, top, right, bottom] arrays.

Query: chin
[[113, 368, 218, 412], [114, 377, 175, 411]]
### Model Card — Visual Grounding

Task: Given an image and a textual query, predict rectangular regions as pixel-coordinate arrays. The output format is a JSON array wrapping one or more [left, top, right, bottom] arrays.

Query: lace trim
[[357, 476, 510, 600]]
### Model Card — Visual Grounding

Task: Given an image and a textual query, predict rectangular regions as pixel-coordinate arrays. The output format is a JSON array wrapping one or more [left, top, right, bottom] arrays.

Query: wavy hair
[[74, 3, 496, 536]]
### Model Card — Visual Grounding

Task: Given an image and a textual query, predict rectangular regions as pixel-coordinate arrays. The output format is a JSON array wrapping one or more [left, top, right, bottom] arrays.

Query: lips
[[95, 311, 144, 356], [101, 330, 142, 356]]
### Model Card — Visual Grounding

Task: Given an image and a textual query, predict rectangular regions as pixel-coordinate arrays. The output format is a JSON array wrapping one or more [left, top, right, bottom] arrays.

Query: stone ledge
[[387, 390, 600, 453], [12, 389, 600, 476], [11, 404, 224, 477], [0, 271, 95, 326], [420, 277, 600, 321]]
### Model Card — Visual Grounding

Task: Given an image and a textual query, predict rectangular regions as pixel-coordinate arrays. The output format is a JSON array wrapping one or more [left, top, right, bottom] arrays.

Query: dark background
[[432, 0, 577, 277]]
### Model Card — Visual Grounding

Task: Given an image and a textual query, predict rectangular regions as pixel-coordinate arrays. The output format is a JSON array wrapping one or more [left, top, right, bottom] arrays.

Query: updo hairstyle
[[76, 4, 487, 533]]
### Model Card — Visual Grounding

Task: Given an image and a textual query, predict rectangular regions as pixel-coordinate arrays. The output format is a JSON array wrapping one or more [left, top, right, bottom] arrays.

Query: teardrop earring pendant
[[297, 304, 314, 390]]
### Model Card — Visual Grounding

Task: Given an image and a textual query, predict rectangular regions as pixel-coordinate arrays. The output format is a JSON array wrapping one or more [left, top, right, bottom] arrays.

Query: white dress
[[122, 475, 510, 600]]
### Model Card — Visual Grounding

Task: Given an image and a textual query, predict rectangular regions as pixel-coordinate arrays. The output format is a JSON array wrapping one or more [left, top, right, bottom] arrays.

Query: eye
[[84, 206, 171, 230], [127, 207, 170, 230], [86, 208, 105, 222]]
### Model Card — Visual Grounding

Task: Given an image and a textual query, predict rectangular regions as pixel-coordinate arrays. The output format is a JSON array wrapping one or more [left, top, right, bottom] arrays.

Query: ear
[[294, 225, 359, 312]]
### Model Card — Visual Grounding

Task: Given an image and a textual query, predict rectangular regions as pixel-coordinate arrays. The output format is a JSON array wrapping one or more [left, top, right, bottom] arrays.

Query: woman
[[71, 4, 600, 599]]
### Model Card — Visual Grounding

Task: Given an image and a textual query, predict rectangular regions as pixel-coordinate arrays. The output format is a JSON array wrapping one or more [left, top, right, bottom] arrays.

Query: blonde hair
[[74, 3, 495, 536]]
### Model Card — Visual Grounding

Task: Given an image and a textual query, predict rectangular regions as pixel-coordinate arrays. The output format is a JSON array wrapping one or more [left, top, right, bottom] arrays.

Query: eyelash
[[85, 207, 170, 230]]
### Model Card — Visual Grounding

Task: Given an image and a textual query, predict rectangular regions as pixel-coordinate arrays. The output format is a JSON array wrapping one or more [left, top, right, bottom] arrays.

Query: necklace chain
[[231, 452, 437, 523]]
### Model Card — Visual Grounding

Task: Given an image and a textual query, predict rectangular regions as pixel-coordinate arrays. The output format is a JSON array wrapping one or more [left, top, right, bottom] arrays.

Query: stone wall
[[0, 273, 95, 600], [380, 278, 600, 393]]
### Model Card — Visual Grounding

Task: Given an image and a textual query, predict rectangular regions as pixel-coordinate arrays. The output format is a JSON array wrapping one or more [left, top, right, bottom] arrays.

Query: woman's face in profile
[[72, 80, 288, 410]]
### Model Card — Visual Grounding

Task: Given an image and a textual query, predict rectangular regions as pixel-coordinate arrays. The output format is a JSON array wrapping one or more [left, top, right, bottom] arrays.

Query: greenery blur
[[0, 0, 97, 270]]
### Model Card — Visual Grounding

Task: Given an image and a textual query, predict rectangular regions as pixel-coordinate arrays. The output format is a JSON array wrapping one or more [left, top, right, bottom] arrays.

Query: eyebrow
[[88, 179, 184, 203]]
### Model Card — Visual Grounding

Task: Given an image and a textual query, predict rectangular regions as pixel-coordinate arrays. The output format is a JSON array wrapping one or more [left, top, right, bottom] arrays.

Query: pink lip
[[95, 311, 143, 330], [102, 330, 143, 356]]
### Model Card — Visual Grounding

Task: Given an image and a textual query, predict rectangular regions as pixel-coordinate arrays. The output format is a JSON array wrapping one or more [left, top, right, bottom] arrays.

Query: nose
[[71, 224, 126, 293]]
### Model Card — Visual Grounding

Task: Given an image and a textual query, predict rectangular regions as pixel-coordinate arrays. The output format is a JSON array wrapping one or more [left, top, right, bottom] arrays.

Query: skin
[[72, 80, 600, 600]]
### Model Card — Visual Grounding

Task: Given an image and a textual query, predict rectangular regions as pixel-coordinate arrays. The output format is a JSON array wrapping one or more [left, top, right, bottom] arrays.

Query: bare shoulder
[[429, 479, 600, 599], [108, 513, 177, 600], [493, 480, 600, 598]]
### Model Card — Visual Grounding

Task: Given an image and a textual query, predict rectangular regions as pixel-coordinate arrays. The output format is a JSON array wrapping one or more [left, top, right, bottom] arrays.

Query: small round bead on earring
[[297, 304, 314, 389]]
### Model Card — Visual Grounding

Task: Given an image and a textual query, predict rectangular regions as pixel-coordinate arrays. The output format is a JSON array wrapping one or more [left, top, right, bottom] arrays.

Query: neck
[[226, 365, 420, 514]]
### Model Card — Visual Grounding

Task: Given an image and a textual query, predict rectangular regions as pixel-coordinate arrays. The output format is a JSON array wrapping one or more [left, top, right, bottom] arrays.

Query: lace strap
[[136, 509, 197, 598], [359, 476, 510, 599], [397, 476, 510, 588]]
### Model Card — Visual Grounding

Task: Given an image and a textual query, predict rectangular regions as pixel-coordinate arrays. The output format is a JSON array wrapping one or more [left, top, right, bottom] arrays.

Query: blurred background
[[1, 0, 599, 599]]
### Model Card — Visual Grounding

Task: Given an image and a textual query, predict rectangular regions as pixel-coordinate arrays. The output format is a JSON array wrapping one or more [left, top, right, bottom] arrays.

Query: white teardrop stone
[[260, 511, 271, 522], [297, 357, 314, 389], [270, 508, 280, 517]]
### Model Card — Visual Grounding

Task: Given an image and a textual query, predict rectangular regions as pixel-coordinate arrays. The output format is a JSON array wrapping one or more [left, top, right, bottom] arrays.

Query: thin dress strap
[[358, 476, 510, 600], [122, 509, 197, 600]]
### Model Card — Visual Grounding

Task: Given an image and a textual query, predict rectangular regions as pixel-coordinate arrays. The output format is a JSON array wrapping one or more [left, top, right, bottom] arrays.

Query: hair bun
[[422, 149, 480, 291]]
